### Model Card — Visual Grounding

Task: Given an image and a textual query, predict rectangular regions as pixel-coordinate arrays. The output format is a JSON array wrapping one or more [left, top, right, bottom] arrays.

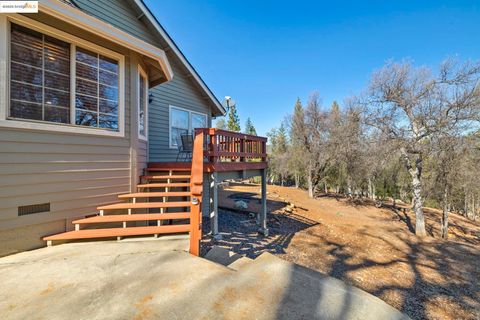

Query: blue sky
[[145, 0, 480, 136]]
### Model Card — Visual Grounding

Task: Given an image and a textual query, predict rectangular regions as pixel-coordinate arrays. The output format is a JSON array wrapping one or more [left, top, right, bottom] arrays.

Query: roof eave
[[133, 0, 226, 116]]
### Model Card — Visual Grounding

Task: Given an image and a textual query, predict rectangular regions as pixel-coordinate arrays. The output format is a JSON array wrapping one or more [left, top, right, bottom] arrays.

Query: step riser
[[44, 225, 191, 242], [74, 213, 190, 225]]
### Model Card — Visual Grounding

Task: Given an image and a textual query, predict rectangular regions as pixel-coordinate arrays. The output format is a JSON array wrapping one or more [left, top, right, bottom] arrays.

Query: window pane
[[75, 47, 120, 132], [45, 89, 69, 108], [99, 69, 118, 87], [171, 128, 188, 147], [77, 78, 97, 97], [171, 108, 189, 129], [11, 62, 42, 85], [99, 84, 118, 101], [11, 43, 42, 67], [76, 94, 97, 111], [99, 55, 118, 73], [76, 110, 98, 127], [44, 71, 69, 92], [76, 62, 97, 81], [10, 101, 42, 120], [9, 23, 70, 124], [45, 106, 69, 123], [192, 113, 207, 129], [11, 81, 42, 104], [139, 74, 146, 137], [99, 99, 117, 114], [44, 36, 70, 59], [11, 24, 42, 50], [99, 114, 118, 130], [76, 47, 97, 66]]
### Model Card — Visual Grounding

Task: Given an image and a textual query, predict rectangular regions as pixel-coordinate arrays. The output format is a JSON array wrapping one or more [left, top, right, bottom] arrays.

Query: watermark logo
[[0, 1, 38, 13]]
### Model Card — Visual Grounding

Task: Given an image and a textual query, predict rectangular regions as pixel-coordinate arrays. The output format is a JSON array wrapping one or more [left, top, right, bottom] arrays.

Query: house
[[0, 0, 268, 257]]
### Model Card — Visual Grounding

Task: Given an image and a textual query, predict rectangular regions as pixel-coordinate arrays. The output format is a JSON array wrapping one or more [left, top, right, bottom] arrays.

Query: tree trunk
[[307, 169, 314, 198], [347, 177, 353, 198], [403, 151, 427, 237], [294, 172, 299, 188], [441, 185, 449, 239], [324, 182, 328, 195], [411, 167, 426, 237]]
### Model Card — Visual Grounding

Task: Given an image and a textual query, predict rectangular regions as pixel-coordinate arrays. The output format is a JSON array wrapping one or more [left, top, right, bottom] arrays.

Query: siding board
[[0, 13, 134, 239]]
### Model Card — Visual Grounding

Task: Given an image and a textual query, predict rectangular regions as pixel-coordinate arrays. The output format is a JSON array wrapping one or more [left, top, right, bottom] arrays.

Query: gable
[[71, 0, 224, 116]]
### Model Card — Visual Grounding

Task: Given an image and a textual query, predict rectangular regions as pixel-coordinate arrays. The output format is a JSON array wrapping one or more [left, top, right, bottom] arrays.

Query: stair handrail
[[189, 128, 204, 256]]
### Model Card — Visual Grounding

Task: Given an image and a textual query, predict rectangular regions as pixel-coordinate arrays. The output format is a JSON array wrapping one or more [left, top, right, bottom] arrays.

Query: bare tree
[[364, 59, 480, 237], [294, 93, 331, 198]]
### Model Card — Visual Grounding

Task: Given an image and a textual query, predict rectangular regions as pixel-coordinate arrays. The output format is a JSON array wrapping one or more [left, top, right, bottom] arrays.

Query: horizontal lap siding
[[0, 12, 133, 256], [149, 56, 212, 162], [73, 0, 158, 45], [137, 140, 148, 178], [0, 129, 131, 230]]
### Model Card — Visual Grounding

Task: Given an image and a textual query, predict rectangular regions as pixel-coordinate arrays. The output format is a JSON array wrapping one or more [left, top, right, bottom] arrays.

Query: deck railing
[[198, 128, 267, 165], [188, 128, 268, 255]]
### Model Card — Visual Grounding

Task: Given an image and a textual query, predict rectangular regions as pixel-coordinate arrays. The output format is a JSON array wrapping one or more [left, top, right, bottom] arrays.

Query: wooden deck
[[149, 128, 268, 173]]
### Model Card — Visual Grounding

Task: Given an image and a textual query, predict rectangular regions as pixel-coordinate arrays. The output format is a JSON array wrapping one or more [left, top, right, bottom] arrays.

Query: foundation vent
[[18, 203, 50, 216]]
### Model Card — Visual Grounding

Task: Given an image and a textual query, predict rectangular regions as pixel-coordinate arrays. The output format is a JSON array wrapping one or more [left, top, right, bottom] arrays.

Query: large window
[[170, 106, 207, 148], [8, 22, 123, 133], [10, 23, 71, 123]]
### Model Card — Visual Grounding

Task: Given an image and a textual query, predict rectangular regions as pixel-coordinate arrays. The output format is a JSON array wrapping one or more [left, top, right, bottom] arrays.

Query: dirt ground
[[201, 183, 480, 320]]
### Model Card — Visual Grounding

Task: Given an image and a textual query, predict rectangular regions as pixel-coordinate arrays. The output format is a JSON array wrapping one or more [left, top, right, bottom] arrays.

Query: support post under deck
[[210, 172, 221, 240], [259, 168, 269, 236]]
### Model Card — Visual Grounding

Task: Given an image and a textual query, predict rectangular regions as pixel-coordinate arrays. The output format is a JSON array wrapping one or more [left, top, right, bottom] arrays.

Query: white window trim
[[0, 14, 125, 138], [169, 105, 207, 149]]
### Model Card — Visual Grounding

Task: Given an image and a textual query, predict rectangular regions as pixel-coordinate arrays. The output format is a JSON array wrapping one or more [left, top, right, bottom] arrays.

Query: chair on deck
[[176, 134, 193, 161]]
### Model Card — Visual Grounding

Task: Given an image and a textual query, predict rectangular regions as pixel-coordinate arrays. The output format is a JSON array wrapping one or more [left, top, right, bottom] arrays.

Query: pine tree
[[244, 117, 257, 135], [227, 105, 241, 132], [290, 98, 306, 188]]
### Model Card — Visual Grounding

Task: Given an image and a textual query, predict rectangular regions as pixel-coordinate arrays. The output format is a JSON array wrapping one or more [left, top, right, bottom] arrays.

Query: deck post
[[259, 168, 269, 236], [210, 171, 221, 240]]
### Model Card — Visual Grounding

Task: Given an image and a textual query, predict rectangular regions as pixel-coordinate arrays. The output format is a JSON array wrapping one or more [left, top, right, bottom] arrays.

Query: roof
[[132, 0, 226, 116]]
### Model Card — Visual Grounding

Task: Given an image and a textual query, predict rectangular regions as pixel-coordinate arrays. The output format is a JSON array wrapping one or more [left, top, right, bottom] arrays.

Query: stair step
[[137, 183, 190, 188], [118, 192, 191, 199], [146, 167, 191, 172], [43, 225, 190, 241], [141, 175, 191, 180], [97, 201, 190, 210], [73, 212, 190, 224]]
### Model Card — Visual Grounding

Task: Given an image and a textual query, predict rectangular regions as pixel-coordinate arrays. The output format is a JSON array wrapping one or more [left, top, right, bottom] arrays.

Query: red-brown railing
[[199, 128, 267, 164], [188, 128, 268, 255]]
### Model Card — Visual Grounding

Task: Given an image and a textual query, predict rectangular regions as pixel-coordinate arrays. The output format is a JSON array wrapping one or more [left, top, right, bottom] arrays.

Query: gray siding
[[137, 139, 148, 177], [149, 54, 213, 162], [73, 0, 216, 163], [73, 0, 158, 45], [0, 13, 136, 254]]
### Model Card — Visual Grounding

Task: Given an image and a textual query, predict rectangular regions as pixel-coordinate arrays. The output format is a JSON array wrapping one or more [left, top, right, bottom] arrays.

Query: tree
[[227, 105, 241, 132], [298, 93, 331, 198], [267, 123, 290, 186], [288, 98, 306, 188], [244, 117, 257, 135], [364, 59, 480, 237], [215, 118, 227, 130]]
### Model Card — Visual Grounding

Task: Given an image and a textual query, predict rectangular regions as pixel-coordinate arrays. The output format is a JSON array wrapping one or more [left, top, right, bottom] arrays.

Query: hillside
[[202, 183, 480, 320]]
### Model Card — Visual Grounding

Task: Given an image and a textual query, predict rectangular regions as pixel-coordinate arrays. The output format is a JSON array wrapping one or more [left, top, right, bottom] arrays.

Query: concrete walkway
[[0, 239, 409, 320]]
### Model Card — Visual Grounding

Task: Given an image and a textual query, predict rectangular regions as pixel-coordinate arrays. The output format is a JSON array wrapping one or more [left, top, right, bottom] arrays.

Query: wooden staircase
[[43, 169, 193, 246], [44, 130, 205, 255]]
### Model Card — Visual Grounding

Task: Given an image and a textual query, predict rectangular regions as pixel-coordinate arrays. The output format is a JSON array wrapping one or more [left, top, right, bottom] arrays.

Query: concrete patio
[[0, 238, 409, 320]]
